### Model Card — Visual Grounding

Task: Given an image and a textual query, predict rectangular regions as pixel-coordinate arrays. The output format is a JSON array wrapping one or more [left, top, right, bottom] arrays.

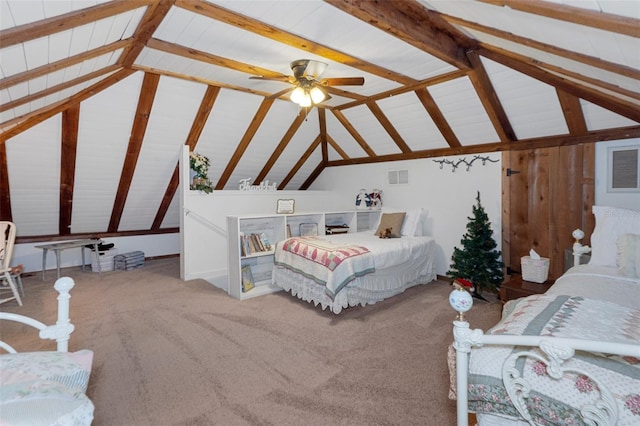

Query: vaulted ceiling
[[1, 0, 639, 239]]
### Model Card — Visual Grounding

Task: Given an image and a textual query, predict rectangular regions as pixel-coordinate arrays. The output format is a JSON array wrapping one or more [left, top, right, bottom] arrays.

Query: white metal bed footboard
[[452, 319, 640, 426], [0, 276, 75, 353]]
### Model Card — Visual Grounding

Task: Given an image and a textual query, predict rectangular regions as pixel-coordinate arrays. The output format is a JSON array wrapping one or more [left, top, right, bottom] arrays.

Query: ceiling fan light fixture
[[290, 86, 306, 104], [310, 86, 325, 104], [298, 92, 312, 107]]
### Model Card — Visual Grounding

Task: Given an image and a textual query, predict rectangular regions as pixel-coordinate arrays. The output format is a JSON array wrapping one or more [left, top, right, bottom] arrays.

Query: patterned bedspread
[[274, 236, 375, 300], [469, 294, 640, 425]]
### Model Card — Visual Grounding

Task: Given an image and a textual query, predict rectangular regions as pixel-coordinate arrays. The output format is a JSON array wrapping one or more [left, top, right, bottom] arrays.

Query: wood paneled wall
[[502, 144, 595, 281]]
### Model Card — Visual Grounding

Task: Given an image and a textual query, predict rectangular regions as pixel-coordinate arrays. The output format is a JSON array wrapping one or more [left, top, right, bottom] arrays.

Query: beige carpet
[[1, 257, 502, 425]]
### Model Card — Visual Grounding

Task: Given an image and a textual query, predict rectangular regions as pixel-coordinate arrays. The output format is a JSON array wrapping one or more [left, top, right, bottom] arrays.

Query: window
[[388, 169, 409, 185]]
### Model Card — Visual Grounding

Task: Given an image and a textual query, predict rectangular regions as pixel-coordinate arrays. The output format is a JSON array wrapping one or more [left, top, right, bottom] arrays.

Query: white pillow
[[401, 208, 425, 236], [589, 206, 640, 267], [617, 233, 640, 278]]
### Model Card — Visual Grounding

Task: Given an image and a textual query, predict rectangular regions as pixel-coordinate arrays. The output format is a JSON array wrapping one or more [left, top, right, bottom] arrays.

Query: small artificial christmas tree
[[448, 191, 504, 299]]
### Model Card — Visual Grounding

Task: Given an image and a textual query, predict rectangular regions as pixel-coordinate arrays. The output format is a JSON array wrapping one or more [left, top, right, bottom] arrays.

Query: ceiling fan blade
[[319, 77, 365, 86], [249, 75, 294, 83]]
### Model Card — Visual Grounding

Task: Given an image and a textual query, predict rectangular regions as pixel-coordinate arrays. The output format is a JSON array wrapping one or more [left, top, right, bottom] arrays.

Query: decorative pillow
[[589, 206, 640, 267], [401, 208, 425, 237], [375, 212, 406, 238], [0, 350, 94, 393], [617, 233, 640, 278]]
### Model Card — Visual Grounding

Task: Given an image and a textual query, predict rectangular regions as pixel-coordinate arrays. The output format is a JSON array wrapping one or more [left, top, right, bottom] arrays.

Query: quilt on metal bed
[[451, 205, 640, 426], [0, 277, 95, 426]]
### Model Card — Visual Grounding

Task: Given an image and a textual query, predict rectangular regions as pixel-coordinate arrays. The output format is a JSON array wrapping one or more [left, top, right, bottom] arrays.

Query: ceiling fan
[[250, 59, 365, 107]]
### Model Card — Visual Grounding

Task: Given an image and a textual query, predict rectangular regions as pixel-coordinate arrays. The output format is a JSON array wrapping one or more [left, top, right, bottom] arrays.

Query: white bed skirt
[[272, 251, 436, 314]]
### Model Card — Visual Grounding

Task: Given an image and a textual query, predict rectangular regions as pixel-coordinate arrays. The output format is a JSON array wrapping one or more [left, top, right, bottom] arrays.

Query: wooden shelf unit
[[227, 210, 381, 300]]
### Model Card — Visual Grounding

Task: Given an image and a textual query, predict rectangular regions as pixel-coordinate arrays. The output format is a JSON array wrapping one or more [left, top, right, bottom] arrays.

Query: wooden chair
[[0, 221, 22, 306]]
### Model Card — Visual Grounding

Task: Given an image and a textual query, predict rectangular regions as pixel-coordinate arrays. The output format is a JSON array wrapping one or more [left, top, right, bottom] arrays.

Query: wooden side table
[[500, 275, 554, 303]]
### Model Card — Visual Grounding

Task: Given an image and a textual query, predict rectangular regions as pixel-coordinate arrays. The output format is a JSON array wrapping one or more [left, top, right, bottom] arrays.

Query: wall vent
[[388, 169, 409, 185], [608, 146, 639, 192]]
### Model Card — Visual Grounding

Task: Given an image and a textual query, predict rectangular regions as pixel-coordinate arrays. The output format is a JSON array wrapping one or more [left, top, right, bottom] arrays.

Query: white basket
[[91, 248, 118, 272], [521, 256, 550, 283]]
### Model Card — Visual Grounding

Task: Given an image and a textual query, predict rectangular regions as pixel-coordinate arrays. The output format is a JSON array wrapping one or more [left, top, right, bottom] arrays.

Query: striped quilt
[[274, 236, 375, 300]]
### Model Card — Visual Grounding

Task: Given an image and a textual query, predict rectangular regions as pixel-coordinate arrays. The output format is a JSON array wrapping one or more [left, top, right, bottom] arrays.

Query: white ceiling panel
[[341, 105, 400, 156], [377, 92, 449, 151], [195, 89, 266, 189], [73, 72, 143, 233], [5, 116, 62, 236], [119, 76, 209, 231], [428, 76, 500, 146], [580, 99, 638, 131], [227, 100, 303, 190], [325, 112, 370, 160], [282, 145, 324, 190], [481, 57, 569, 140]]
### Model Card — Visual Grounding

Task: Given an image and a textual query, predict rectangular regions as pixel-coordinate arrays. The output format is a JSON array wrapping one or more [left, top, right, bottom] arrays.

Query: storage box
[[114, 251, 145, 271], [521, 255, 550, 283], [91, 248, 118, 272]]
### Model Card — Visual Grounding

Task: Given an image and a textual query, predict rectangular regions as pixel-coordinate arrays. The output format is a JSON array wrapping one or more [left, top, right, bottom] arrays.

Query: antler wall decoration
[[433, 155, 499, 173]]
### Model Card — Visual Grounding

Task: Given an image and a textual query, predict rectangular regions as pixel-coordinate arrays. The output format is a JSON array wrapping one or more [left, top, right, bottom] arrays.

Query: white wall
[[310, 153, 503, 276], [595, 138, 640, 211], [13, 233, 179, 275]]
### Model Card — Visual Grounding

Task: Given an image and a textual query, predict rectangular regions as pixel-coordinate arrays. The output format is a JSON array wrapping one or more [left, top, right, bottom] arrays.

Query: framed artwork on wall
[[277, 199, 295, 214]]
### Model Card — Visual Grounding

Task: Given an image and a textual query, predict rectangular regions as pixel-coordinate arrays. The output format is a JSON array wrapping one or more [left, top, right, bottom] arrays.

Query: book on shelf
[[240, 232, 273, 256], [241, 265, 255, 292]]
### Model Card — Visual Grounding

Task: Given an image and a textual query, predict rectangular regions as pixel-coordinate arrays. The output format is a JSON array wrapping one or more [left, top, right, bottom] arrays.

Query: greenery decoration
[[189, 152, 213, 193], [448, 191, 503, 299]]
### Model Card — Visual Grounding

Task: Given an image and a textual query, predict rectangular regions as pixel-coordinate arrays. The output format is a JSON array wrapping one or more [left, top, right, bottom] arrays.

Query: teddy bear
[[378, 228, 393, 239]]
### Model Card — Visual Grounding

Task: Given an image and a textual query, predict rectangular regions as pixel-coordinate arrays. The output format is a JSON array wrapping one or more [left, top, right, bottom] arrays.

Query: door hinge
[[506, 168, 521, 176]]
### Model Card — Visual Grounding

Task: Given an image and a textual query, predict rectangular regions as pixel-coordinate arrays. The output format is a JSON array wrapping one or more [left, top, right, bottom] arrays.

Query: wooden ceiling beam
[[324, 0, 472, 70], [331, 110, 376, 157], [177, 0, 416, 85], [327, 125, 640, 167], [0, 39, 130, 91], [254, 109, 310, 185], [108, 72, 160, 233], [367, 101, 412, 153], [120, 0, 175, 68], [414, 89, 462, 148], [319, 109, 328, 162], [59, 105, 80, 235], [146, 38, 289, 80], [466, 51, 516, 142], [478, 0, 640, 38], [1, 69, 135, 142], [216, 98, 275, 190], [0, 0, 153, 48], [557, 90, 588, 136], [279, 135, 322, 189], [300, 161, 326, 190], [0, 142, 10, 221], [336, 70, 467, 110], [326, 134, 350, 160], [152, 85, 221, 230], [1, 64, 121, 114], [480, 47, 640, 123], [440, 12, 640, 82]]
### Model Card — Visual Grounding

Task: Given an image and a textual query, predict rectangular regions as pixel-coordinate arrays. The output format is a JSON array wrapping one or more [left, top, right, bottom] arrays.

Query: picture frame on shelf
[[241, 265, 255, 293], [276, 199, 295, 214], [299, 223, 318, 236]]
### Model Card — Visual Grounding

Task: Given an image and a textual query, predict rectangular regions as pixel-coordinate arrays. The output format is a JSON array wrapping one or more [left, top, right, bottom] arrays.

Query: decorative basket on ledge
[[521, 255, 550, 283]]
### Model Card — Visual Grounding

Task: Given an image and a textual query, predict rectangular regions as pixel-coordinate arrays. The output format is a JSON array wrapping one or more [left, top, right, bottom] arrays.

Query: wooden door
[[502, 144, 595, 281]]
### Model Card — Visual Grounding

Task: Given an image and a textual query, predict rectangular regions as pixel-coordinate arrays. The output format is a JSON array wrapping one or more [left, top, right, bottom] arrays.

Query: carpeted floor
[[1, 257, 502, 425]]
